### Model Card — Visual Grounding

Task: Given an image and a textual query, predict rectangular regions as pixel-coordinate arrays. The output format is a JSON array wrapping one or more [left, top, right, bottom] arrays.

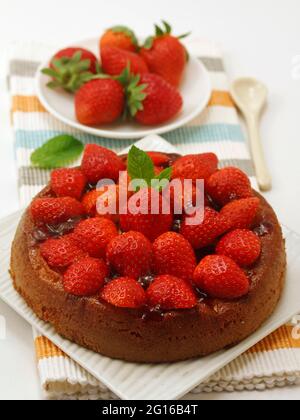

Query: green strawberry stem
[[110, 25, 139, 48], [81, 65, 148, 119], [143, 20, 191, 49], [42, 51, 97, 93], [114, 65, 148, 119]]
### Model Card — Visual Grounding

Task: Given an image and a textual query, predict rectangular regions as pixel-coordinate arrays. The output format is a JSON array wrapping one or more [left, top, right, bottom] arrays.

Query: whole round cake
[[10, 144, 286, 363]]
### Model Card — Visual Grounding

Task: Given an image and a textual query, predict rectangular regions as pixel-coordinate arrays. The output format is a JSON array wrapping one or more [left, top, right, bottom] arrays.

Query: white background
[[0, 0, 299, 400]]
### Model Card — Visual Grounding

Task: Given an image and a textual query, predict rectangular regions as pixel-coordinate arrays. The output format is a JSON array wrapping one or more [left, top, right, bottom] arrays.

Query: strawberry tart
[[10, 144, 286, 362]]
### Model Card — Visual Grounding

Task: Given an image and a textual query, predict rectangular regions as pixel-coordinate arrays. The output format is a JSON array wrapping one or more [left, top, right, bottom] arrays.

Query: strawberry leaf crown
[[42, 51, 99, 93], [144, 20, 191, 50], [110, 25, 139, 47], [116, 65, 148, 118]]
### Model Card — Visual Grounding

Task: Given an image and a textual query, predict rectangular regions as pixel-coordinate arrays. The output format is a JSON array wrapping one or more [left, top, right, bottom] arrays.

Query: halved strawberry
[[81, 189, 103, 216], [180, 207, 228, 249], [146, 152, 171, 166], [152, 232, 196, 282], [167, 178, 208, 215], [216, 229, 261, 267], [73, 217, 118, 258], [147, 275, 197, 310], [119, 188, 173, 242], [106, 231, 153, 279], [220, 197, 260, 230], [81, 185, 120, 222], [207, 167, 253, 206], [171, 153, 218, 184], [63, 256, 108, 296], [51, 168, 86, 200], [40, 235, 86, 270], [81, 144, 125, 184], [101, 277, 146, 308], [30, 197, 84, 225], [193, 255, 250, 299]]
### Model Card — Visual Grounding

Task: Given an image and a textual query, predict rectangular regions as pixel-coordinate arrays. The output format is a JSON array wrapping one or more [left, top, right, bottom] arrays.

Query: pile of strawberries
[[30, 144, 263, 310], [43, 23, 188, 127]]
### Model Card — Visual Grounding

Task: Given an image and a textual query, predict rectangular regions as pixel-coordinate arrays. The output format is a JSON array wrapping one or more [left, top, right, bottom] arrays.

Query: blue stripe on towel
[[15, 124, 244, 150]]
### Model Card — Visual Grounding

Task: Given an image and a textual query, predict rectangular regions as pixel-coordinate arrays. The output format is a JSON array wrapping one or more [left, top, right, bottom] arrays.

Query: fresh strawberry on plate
[[126, 72, 183, 126], [75, 78, 126, 126], [140, 21, 189, 87], [101, 46, 149, 77], [42, 47, 99, 93], [100, 26, 138, 52], [37, 37, 211, 139]]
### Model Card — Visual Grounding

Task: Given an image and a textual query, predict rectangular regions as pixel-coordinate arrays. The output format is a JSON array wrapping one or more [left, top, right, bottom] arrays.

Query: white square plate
[[1, 218, 300, 400], [1, 136, 300, 400]]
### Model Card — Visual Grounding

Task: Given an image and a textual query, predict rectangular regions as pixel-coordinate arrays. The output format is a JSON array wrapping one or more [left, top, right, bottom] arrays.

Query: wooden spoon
[[231, 77, 272, 191]]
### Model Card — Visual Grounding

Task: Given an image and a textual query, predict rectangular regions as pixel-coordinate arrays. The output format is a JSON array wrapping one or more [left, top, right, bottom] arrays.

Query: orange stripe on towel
[[12, 95, 46, 113], [35, 336, 66, 360], [11, 91, 234, 115], [208, 91, 235, 108], [34, 324, 300, 361], [247, 325, 300, 354]]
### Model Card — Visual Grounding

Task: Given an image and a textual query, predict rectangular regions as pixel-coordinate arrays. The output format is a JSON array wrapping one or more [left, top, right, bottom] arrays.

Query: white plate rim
[[35, 38, 212, 140]]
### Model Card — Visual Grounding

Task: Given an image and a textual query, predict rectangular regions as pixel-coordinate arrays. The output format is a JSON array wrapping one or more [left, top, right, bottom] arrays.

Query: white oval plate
[[35, 38, 212, 140]]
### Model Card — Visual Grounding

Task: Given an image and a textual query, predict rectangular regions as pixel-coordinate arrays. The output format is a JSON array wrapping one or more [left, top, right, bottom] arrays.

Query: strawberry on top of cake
[[29, 143, 263, 309]]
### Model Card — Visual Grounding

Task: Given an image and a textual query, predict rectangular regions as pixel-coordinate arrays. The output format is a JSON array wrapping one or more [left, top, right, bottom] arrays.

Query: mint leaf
[[127, 146, 155, 185], [152, 167, 173, 192], [155, 167, 172, 181], [31, 135, 84, 169], [127, 146, 173, 192]]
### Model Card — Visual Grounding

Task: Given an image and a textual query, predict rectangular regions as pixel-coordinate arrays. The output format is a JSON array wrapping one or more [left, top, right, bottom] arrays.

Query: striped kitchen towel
[[8, 40, 300, 399]]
